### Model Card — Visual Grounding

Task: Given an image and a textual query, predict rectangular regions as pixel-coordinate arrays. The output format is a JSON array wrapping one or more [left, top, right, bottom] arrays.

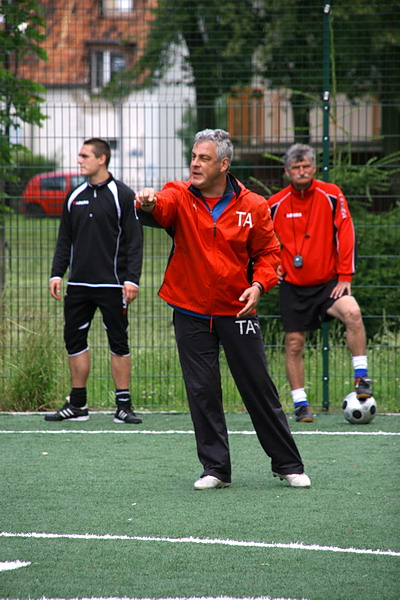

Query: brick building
[[17, 0, 192, 189]]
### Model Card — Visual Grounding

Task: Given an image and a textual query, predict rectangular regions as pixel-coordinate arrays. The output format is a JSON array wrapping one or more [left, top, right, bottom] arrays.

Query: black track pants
[[174, 311, 304, 482]]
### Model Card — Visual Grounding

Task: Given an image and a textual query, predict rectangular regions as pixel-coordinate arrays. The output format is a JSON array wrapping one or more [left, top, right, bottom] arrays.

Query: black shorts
[[64, 285, 130, 356], [279, 277, 348, 332]]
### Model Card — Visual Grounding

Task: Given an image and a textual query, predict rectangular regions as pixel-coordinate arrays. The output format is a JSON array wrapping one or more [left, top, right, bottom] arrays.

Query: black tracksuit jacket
[[51, 174, 142, 287]]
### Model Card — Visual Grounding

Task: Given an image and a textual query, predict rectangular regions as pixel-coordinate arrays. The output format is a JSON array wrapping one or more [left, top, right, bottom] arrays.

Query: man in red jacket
[[268, 143, 372, 423], [138, 129, 310, 489]]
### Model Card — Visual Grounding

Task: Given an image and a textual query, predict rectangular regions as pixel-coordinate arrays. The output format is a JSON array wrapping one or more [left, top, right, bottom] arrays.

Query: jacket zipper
[[198, 198, 218, 317]]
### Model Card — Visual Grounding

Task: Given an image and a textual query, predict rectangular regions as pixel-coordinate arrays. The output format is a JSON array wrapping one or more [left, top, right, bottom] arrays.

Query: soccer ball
[[342, 392, 377, 424]]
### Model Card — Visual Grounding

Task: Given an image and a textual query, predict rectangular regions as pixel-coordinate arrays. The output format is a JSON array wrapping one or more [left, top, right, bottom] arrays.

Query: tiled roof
[[20, 0, 156, 86]]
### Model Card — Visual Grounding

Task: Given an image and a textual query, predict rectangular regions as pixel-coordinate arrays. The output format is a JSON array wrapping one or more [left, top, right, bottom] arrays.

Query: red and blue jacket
[[148, 174, 280, 316]]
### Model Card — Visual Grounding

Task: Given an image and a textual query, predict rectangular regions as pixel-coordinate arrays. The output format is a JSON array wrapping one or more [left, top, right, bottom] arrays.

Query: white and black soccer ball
[[342, 392, 377, 424]]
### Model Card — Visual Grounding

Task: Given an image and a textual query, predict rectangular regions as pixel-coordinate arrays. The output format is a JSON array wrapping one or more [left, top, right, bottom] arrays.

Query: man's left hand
[[237, 285, 261, 317], [123, 283, 139, 304], [330, 280, 351, 299]]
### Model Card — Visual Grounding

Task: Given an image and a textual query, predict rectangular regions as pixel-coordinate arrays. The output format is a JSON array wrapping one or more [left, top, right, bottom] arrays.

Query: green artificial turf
[[0, 412, 399, 600]]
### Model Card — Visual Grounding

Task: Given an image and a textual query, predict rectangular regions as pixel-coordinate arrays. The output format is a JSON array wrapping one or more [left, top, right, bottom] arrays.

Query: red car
[[20, 172, 86, 217]]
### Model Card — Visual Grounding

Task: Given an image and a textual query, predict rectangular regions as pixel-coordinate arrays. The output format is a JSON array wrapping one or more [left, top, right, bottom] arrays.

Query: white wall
[[22, 85, 193, 191]]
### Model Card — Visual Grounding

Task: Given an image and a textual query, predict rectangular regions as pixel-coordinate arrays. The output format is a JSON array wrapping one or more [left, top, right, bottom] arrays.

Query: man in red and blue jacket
[[138, 129, 310, 490]]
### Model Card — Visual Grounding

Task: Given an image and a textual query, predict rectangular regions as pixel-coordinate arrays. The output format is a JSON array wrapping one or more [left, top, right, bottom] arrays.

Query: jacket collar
[[88, 173, 114, 189], [188, 172, 243, 200], [289, 178, 317, 198]]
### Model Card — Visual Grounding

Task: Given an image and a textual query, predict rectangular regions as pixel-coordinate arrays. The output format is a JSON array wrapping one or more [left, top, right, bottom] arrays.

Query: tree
[[0, 0, 47, 173], [259, 0, 325, 143], [0, 0, 48, 299], [102, 1, 398, 149], [258, 0, 400, 148], [102, 0, 265, 131], [332, 0, 400, 155]]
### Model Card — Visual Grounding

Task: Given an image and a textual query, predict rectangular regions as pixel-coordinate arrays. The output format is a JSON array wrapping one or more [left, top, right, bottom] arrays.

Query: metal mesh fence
[[0, 0, 399, 411]]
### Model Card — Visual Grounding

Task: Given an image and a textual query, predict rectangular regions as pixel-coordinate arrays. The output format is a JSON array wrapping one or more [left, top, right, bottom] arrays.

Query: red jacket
[[150, 175, 280, 316], [267, 179, 356, 286]]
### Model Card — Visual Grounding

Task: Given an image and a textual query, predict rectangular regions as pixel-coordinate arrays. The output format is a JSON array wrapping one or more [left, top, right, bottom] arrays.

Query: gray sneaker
[[294, 405, 314, 422], [354, 377, 372, 400]]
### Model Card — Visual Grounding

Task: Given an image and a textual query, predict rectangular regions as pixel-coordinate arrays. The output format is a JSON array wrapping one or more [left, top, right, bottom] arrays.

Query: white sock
[[352, 355, 368, 378], [291, 388, 308, 408], [352, 355, 367, 370]]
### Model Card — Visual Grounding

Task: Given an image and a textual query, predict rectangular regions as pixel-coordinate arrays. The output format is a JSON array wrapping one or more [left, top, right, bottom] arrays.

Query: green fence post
[[322, 2, 331, 411]]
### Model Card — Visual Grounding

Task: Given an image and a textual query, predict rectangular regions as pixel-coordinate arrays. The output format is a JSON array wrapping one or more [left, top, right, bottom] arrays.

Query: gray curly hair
[[194, 129, 233, 166], [284, 144, 316, 169]]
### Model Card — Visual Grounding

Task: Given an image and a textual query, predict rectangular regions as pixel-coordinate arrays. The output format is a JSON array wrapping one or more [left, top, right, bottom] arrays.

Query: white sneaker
[[273, 472, 311, 488], [194, 475, 231, 490]]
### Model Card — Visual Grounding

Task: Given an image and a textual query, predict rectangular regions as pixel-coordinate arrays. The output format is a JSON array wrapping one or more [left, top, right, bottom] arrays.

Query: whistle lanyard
[[291, 192, 314, 258]]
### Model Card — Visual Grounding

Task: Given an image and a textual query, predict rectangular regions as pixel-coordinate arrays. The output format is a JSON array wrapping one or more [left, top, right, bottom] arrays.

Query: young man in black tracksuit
[[45, 138, 143, 424]]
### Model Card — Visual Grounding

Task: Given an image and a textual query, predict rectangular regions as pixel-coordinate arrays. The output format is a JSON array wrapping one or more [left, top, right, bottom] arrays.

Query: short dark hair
[[83, 138, 111, 167]]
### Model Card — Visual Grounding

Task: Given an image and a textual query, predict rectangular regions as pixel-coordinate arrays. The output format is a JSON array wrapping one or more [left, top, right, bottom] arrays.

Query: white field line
[[11, 597, 311, 600], [3, 410, 400, 416], [1, 531, 399, 558], [0, 560, 30, 571], [0, 597, 311, 600], [0, 429, 398, 436]]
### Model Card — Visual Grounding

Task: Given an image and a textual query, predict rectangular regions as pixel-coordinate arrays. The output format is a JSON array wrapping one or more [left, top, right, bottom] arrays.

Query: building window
[[91, 50, 126, 93], [101, 0, 134, 15]]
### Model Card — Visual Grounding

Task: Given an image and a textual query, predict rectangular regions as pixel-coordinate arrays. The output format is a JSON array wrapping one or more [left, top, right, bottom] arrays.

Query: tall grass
[[0, 313, 66, 410], [0, 216, 399, 412]]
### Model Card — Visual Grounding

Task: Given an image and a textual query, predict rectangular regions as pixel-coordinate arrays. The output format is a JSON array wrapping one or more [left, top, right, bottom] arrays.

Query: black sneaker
[[294, 405, 314, 423], [355, 377, 372, 400], [114, 405, 142, 424], [44, 399, 89, 421]]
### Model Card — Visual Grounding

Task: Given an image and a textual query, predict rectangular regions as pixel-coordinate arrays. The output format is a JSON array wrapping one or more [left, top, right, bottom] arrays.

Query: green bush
[[353, 204, 400, 338], [7, 148, 58, 211]]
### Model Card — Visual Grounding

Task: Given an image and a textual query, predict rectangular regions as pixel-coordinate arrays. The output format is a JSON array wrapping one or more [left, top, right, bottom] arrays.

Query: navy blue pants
[[174, 310, 304, 482]]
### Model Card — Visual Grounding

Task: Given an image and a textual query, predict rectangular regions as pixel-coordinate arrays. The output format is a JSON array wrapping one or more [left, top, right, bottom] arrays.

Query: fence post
[[322, 2, 331, 411]]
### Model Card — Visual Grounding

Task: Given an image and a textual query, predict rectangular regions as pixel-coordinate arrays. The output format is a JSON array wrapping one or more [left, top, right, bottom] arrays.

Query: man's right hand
[[137, 188, 157, 212], [49, 278, 62, 301]]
